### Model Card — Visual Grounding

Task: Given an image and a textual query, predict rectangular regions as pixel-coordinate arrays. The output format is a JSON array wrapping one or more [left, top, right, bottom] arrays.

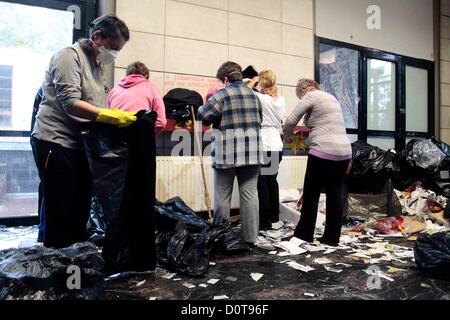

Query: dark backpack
[[163, 88, 203, 123]]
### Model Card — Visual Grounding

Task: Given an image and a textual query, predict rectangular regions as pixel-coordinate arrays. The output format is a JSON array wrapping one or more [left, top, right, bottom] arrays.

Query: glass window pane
[[348, 134, 358, 143], [367, 59, 396, 131], [406, 66, 428, 133], [0, 2, 73, 131], [367, 136, 395, 150], [0, 137, 39, 218], [319, 44, 359, 129]]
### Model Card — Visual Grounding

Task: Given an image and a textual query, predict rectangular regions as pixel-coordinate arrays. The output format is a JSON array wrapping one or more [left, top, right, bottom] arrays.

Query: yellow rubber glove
[[96, 108, 137, 128]]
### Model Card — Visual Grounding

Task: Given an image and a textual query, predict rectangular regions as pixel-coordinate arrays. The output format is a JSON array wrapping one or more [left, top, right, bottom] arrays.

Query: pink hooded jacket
[[108, 74, 167, 133]]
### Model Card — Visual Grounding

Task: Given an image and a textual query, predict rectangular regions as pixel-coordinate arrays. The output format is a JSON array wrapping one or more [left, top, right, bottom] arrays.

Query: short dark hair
[[126, 61, 149, 77], [89, 14, 130, 42], [216, 61, 243, 83]]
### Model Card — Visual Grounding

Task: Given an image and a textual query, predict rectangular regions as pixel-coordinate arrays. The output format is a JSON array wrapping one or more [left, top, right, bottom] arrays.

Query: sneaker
[[271, 221, 284, 230]]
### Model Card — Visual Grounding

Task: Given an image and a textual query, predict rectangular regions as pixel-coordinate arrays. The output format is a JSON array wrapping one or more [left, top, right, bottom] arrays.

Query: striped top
[[197, 81, 263, 169], [284, 89, 352, 161]]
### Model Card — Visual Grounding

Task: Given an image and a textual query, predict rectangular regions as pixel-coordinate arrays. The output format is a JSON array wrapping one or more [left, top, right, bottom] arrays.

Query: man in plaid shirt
[[198, 61, 263, 245]]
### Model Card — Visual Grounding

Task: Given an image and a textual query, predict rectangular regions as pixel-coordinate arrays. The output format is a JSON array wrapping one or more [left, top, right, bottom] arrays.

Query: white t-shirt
[[256, 92, 285, 152]]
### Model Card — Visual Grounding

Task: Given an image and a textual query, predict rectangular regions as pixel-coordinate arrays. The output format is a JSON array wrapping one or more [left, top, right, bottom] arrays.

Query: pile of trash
[[0, 242, 104, 300], [155, 197, 250, 277], [0, 225, 38, 251], [262, 139, 450, 280]]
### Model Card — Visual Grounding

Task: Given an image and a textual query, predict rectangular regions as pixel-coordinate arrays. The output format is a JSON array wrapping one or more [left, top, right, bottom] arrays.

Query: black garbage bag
[[0, 242, 104, 300], [163, 88, 203, 123], [81, 110, 157, 275], [210, 222, 250, 253], [166, 222, 209, 277], [86, 196, 106, 246], [348, 141, 400, 193], [414, 232, 450, 281], [156, 220, 249, 277], [154, 197, 209, 233]]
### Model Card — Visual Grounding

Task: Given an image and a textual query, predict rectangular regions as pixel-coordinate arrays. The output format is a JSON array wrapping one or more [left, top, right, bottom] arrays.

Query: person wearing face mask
[[31, 14, 133, 249], [283, 78, 352, 247]]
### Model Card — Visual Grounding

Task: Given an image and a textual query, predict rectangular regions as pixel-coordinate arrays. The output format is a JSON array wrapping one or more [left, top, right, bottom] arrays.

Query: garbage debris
[[283, 260, 315, 273], [250, 273, 264, 282], [155, 197, 209, 233], [345, 183, 403, 221], [0, 242, 104, 300], [213, 295, 229, 300], [207, 279, 220, 284], [156, 219, 249, 277], [414, 232, 450, 281], [314, 257, 333, 265], [409, 139, 446, 171], [372, 217, 405, 234], [0, 225, 38, 251]]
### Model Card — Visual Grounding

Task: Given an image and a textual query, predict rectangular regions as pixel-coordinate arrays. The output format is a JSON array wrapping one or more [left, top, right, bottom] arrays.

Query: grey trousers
[[213, 165, 261, 243]]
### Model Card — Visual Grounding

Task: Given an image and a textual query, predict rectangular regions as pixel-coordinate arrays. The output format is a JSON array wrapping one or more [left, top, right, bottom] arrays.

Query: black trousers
[[31, 138, 91, 249], [294, 154, 350, 244], [258, 151, 282, 230]]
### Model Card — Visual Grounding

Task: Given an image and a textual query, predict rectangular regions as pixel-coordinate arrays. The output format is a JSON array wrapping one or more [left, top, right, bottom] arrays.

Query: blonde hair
[[296, 78, 320, 98], [258, 69, 278, 97]]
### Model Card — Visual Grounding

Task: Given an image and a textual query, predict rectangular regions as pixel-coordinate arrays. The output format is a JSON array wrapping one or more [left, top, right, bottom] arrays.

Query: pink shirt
[[108, 74, 167, 133]]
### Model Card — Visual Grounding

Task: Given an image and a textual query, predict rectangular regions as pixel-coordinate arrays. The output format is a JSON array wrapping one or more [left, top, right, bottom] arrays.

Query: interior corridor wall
[[114, 0, 315, 118], [441, 0, 450, 143]]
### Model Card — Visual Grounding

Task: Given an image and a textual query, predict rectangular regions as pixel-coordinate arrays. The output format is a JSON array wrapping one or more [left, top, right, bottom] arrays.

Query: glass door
[[365, 56, 398, 150]]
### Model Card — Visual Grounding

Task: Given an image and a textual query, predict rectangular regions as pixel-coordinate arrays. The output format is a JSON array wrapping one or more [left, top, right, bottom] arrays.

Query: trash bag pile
[[154, 197, 249, 277], [86, 196, 249, 278], [348, 138, 450, 197], [82, 110, 158, 275], [0, 242, 104, 300]]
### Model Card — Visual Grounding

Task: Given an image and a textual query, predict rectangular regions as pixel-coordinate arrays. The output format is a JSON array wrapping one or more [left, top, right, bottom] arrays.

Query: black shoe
[[318, 237, 339, 247], [37, 232, 44, 243]]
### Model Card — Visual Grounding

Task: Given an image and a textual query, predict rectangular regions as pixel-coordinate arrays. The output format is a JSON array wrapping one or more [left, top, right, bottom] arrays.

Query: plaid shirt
[[198, 81, 263, 169]]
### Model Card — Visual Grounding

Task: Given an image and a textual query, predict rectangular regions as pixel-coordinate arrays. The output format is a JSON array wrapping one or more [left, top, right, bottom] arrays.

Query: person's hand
[[96, 108, 137, 127], [284, 135, 294, 144]]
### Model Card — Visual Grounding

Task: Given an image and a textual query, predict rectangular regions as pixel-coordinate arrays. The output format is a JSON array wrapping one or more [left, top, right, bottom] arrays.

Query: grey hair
[[296, 78, 320, 98]]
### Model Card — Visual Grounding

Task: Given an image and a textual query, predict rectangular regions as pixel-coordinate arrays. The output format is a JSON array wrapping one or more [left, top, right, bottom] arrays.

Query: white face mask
[[97, 47, 119, 65]]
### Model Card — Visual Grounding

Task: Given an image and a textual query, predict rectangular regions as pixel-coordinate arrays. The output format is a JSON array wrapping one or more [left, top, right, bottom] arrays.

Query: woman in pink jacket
[[108, 61, 167, 133]]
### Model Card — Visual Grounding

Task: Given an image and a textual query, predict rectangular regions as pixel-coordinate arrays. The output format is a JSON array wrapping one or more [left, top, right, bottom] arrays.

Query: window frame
[[316, 37, 435, 151], [0, 0, 96, 226]]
